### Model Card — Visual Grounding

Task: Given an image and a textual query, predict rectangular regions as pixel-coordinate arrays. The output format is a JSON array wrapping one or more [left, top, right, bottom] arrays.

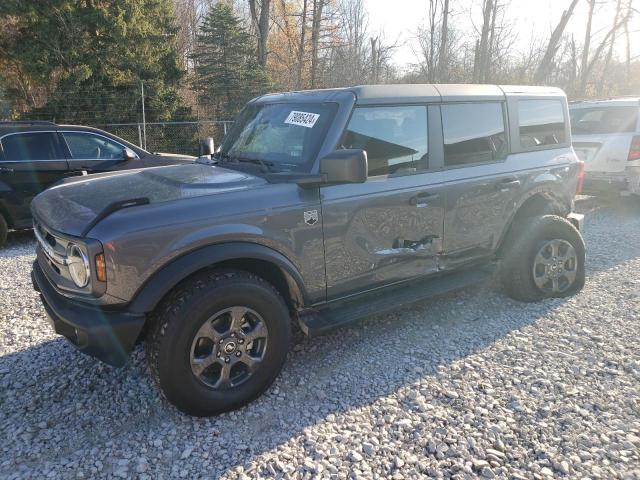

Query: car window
[[63, 132, 126, 160], [570, 106, 638, 135], [518, 100, 566, 148], [441, 103, 507, 166], [1, 132, 60, 161], [341, 105, 428, 176], [220, 102, 337, 172]]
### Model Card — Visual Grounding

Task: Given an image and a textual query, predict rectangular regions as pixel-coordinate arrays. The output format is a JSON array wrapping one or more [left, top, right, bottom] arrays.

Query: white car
[[569, 98, 640, 196]]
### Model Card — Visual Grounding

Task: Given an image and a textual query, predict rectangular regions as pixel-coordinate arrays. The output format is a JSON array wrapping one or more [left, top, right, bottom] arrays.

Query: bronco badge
[[303, 210, 319, 226]]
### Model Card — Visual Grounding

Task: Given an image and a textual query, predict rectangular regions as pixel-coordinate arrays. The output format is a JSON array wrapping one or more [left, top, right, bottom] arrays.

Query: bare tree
[[473, 0, 493, 82], [533, 0, 580, 83], [248, 0, 271, 66], [296, 0, 309, 88], [600, 0, 624, 87], [577, 0, 597, 95], [413, 0, 446, 82], [310, 0, 326, 87], [437, 0, 450, 81]]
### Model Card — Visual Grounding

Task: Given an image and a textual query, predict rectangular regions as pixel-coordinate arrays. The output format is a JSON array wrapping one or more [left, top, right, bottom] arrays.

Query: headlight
[[67, 244, 90, 288]]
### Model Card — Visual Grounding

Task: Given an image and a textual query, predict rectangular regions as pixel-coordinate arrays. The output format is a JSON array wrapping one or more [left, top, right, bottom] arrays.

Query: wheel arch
[[128, 242, 309, 315], [496, 189, 571, 259]]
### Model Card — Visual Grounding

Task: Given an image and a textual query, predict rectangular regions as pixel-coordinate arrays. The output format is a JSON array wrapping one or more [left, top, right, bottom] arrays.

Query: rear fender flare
[[496, 185, 570, 257], [127, 242, 309, 314]]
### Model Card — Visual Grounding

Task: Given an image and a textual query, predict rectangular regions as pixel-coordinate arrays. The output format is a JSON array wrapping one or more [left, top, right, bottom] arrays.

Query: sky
[[365, 0, 640, 70]]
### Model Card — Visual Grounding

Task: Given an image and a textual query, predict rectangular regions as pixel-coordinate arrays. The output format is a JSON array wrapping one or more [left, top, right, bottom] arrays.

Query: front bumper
[[32, 261, 145, 367]]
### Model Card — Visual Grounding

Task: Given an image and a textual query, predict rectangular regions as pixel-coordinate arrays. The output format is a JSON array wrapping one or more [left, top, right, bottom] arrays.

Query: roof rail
[[0, 120, 57, 126]]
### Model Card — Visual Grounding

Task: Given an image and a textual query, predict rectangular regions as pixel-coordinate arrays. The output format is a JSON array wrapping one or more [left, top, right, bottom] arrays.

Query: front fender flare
[[127, 242, 309, 314]]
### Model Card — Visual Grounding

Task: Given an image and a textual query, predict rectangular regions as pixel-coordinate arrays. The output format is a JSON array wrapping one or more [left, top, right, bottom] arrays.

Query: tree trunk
[[578, 0, 596, 96], [249, 0, 271, 67], [474, 0, 493, 83], [427, 0, 437, 81], [486, 0, 498, 82], [370, 37, 378, 83], [437, 0, 450, 82], [600, 0, 623, 88], [624, 0, 631, 89], [296, 0, 308, 88], [533, 0, 579, 83], [310, 0, 324, 88]]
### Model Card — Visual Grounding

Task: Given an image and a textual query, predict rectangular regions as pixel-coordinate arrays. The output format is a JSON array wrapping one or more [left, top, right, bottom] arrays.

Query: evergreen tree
[[192, 3, 271, 120], [0, 0, 189, 123]]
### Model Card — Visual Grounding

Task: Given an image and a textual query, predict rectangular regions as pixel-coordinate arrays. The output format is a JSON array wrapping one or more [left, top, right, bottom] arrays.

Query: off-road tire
[[146, 269, 292, 416], [0, 214, 7, 247], [500, 214, 585, 302]]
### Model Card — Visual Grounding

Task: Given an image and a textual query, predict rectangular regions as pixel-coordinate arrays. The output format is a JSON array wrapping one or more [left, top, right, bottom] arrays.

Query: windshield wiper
[[229, 155, 275, 173]]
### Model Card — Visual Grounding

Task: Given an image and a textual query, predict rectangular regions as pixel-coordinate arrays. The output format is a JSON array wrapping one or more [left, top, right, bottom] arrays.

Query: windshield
[[570, 106, 638, 135], [218, 102, 338, 172]]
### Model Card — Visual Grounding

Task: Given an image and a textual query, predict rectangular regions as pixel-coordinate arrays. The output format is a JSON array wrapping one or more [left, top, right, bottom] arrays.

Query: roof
[[569, 97, 640, 108], [0, 123, 112, 135], [256, 84, 567, 105]]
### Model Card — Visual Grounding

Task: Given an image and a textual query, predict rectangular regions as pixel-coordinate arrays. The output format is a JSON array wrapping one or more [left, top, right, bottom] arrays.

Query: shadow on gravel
[[1, 197, 638, 478], [3, 229, 35, 246], [575, 196, 640, 274], [0, 281, 577, 478]]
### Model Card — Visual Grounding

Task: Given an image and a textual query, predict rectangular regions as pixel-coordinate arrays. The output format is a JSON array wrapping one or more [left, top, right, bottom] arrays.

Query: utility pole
[[141, 81, 147, 150]]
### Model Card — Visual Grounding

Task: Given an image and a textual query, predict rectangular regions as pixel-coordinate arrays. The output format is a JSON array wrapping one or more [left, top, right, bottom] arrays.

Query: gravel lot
[[1, 198, 639, 479]]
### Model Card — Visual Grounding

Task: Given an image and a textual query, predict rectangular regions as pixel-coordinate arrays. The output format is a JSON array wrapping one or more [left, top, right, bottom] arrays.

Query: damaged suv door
[[322, 104, 446, 300]]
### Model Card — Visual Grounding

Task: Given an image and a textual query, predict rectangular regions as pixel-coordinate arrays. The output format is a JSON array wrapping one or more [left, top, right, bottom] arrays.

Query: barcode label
[[284, 111, 320, 128]]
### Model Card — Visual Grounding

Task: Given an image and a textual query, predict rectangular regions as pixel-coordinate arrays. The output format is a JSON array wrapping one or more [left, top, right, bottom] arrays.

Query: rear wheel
[[146, 269, 291, 416], [500, 215, 585, 302], [0, 214, 7, 246]]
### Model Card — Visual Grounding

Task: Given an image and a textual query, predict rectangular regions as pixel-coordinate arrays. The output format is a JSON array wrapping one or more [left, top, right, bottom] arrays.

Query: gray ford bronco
[[31, 84, 586, 416]]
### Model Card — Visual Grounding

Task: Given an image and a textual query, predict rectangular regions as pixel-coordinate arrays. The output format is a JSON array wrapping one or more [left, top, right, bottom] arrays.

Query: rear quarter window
[[441, 102, 507, 167], [518, 100, 566, 149]]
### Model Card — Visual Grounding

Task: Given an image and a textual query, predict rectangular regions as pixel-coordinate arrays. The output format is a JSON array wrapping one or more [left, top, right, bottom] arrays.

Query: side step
[[298, 265, 495, 337]]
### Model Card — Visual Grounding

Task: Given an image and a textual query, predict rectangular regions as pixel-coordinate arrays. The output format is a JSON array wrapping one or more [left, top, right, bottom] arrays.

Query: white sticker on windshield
[[285, 110, 320, 128]]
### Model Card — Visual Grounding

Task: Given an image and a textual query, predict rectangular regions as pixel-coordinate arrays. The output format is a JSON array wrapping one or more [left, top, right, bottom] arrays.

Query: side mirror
[[200, 137, 215, 157], [320, 149, 368, 184], [123, 147, 136, 161]]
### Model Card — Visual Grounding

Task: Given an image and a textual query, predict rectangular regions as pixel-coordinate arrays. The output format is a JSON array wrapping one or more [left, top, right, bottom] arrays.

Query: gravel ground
[[1, 198, 639, 480]]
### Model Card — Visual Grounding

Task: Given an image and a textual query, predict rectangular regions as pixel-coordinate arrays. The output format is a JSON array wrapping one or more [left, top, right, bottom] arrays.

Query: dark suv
[[0, 121, 194, 244], [31, 84, 586, 416]]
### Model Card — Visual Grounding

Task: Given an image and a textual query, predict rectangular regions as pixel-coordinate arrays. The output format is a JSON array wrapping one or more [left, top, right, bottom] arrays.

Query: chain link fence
[[97, 120, 233, 156]]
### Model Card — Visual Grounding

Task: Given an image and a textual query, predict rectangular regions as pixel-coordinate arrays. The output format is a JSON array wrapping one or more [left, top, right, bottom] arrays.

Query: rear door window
[[518, 99, 566, 148], [341, 105, 428, 176], [1, 132, 60, 161], [441, 102, 507, 167], [570, 106, 638, 135]]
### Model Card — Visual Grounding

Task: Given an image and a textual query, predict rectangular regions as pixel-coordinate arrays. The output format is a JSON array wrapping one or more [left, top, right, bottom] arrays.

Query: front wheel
[[146, 269, 292, 416], [500, 215, 585, 302]]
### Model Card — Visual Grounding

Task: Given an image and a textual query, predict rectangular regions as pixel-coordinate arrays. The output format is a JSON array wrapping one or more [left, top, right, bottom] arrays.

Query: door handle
[[0, 167, 14, 173], [496, 178, 521, 191], [410, 191, 440, 206]]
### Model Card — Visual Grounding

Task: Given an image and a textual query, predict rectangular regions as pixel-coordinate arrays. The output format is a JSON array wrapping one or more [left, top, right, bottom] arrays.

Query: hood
[[152, 152, 196, 160], [32, 163, 266, 237]]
